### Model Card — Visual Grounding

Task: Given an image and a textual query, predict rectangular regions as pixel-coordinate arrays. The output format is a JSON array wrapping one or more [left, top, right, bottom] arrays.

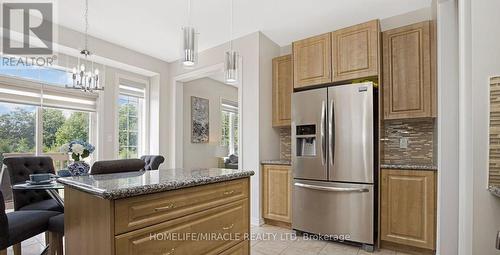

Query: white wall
[[168, 32, 280, 225], [470, 0, 500, 254], [380, 7, 432, 31], [436, 0, 459, 254], [183, 78, 237, 169], [55, 25, 170, 161], [259, 34, 281, 162]]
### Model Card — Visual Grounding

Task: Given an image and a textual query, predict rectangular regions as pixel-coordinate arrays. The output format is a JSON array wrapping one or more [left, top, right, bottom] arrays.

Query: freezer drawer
[[292, 180, 374, 244]]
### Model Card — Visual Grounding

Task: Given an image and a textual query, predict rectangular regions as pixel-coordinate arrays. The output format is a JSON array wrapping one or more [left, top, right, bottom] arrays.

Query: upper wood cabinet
[[272, 55, 292, 127], [332, 20, 380, 82], [382, 21, 435, 119], [381, 169, 436, 250], [262, 165, 292, 223], [293, 33, 332, 89]]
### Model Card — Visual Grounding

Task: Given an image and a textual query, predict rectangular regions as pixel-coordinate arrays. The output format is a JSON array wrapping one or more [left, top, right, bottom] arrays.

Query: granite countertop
[[489, 186, 500, 198], [261, 159, 291, 165], [381, 164, 437, 171], [57, 168, 254, 200]]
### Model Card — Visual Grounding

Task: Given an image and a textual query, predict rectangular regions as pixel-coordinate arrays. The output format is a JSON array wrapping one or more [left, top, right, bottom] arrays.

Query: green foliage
[[42, 108, 65, 151], [118, 102, 138, 159], [0, 105, 90, 163], [54, 112, 89, 149]]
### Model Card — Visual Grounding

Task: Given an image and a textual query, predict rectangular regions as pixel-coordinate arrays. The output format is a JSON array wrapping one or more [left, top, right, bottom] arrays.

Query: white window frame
[[220, 98, 238, 155], [115, 74, 150, 159]]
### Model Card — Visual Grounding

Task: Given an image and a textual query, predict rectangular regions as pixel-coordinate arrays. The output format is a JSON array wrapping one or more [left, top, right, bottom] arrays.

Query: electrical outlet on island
[[399, 137, 408, 149]]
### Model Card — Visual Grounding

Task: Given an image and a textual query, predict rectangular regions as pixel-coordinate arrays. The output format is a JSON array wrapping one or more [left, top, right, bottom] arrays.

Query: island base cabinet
[[115, 199, 249, 255], [64, 177, 251, 255]]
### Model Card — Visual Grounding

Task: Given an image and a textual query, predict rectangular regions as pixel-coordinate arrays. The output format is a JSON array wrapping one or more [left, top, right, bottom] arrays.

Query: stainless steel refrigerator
[[291, 82, 376, 250]]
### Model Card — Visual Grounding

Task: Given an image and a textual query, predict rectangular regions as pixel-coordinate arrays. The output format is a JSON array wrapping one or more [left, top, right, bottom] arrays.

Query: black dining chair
[[90, 159, 145, 175], [47, 213, 64, 255], [3, 157, 63, 213], [140, 155, 165, 170], [0, 190, 61, 255]]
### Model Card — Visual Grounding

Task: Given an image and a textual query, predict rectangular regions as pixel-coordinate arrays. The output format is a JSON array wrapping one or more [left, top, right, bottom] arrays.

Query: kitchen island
[[57, 168, 254, 255]]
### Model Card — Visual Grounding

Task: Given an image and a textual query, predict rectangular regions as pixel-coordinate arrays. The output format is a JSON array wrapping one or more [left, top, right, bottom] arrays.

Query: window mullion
[[35, 107, 43, 156]]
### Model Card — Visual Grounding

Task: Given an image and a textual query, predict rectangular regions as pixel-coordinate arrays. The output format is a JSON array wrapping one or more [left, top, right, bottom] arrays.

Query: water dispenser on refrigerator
[[295, 125, 316, 157]]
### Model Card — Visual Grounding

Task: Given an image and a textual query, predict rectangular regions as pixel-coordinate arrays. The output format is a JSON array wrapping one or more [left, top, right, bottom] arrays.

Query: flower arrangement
[[60, 140, 95, 162]]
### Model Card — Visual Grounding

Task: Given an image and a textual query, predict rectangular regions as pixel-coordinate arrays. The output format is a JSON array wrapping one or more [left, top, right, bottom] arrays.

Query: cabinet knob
[[222, 224, 234, 230], [223, 190, 235, 196], [155, 203, 175, 211], [163, 248, 175, 255]]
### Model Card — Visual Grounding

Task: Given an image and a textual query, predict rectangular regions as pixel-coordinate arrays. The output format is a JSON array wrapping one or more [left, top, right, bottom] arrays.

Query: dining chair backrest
[[90, 159, 146, 175], [140, 155, 165, 170], [2, 152, 69, 170], [0, 190, 7, 249], [3, 157, 55, 210]]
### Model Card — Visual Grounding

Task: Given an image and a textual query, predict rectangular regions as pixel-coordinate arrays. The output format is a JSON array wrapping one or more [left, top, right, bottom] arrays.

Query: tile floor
[[6, 223, 412, 255], [4, 233, 47, 255], [250, 225, 411, 255]]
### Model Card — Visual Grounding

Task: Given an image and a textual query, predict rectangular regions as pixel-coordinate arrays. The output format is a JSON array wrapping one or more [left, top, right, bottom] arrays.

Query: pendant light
[[66, 0, 103, 92], [182, 0, 197, 68], [224, 0, 239, 85]]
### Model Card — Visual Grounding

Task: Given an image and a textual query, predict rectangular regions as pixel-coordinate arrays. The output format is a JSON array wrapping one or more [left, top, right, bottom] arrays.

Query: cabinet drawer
[[115, 178, 249, 234], [219, 241, 249, 255], [115, 199, 249, 255]]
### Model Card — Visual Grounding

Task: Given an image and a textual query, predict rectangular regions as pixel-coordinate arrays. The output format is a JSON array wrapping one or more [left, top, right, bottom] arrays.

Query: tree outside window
[[118, 95, 140, 159], [220, 100, 238, 155]]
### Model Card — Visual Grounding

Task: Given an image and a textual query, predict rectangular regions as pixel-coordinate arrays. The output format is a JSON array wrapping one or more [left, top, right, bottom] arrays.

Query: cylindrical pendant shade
[[182, 26, 197, 67], [225, 50, 239, 85]]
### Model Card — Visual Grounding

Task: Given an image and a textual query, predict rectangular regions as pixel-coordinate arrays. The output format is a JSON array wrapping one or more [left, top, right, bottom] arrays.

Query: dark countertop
[[261, 160, 291, 166], [489, 186, 500, 198], [57, 168, 254, 200], [381, 164, 437, 171]]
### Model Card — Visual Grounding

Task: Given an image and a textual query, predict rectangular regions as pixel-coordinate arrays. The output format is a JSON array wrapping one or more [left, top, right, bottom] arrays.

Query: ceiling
[[56, 0, 431, 62]]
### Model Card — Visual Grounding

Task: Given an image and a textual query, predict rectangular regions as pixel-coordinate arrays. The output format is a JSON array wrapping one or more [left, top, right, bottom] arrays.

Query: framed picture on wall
[[191, 96, 209, 143]]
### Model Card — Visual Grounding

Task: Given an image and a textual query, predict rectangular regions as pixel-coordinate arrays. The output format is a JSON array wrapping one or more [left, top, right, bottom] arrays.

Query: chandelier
[[66, 0, 103, 92]]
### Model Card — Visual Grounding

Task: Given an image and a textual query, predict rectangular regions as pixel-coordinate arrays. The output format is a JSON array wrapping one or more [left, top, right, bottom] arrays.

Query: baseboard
[[263, 218, 292, 229], [251, 217, 264, 226], [380, 240, 435, 255]]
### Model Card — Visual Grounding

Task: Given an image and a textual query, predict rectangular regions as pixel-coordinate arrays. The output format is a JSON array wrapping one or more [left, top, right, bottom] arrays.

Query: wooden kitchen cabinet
[[293, 33, 332, 89], [332, 20, 380, 82], [382, 21, 435, 119], [380, 169, 436, 250], [272, 55, 292, 127], [262, 165, 292, 225]]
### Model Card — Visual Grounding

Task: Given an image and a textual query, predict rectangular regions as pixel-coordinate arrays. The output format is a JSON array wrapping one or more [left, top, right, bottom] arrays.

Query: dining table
[[11, 181, 65, 207]]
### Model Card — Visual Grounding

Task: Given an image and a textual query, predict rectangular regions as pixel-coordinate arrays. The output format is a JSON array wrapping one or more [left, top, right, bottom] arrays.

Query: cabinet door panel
[[273, 55, 292, 127], [381, 169, 436, 250], [332, 20, 379, 82], [383, 21, 433, 119], [263, 165, 291, 223], [293, 33, 332, 88]]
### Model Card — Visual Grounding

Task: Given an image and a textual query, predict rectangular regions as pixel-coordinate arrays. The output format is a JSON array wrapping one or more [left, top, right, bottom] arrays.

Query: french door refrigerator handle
[[329, 99, 334, 168], [294, 182, 369, 193], [320, 100, 326, 165]]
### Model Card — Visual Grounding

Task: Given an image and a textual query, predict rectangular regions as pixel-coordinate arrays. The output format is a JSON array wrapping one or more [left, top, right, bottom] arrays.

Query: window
[[0, 61, 72, 87], [42, 108, 90, 153], [118, 81, 146, 159], [0, 70, 97, 161], [0, 102, 36, 162], [221, 99, 238, 155]]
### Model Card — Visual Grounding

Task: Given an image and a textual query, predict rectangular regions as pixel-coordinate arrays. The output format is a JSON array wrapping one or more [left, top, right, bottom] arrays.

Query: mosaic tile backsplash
[[279, 127, 291, 160], [278, 120, 435, 165], [381, 119, 435, 165]]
